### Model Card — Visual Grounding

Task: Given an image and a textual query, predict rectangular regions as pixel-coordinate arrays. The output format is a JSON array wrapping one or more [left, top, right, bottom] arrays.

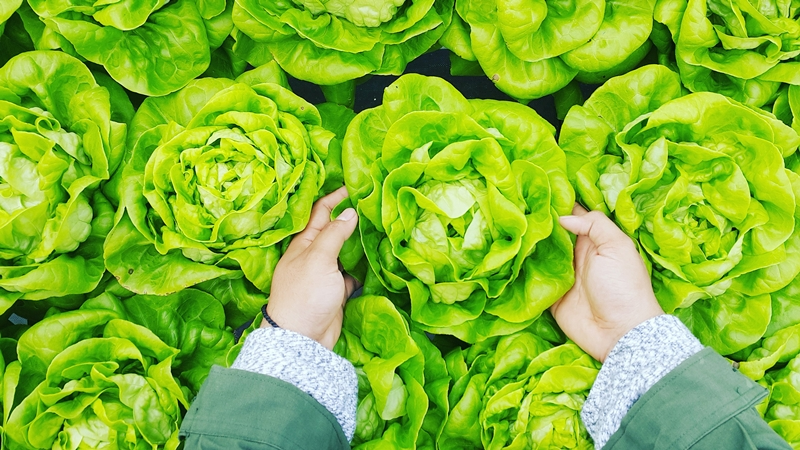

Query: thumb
[[307, 207, 358, 262], [559, 210, 629, 248]]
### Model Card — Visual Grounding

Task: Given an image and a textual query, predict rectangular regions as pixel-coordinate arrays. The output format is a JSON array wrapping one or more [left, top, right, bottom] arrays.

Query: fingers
[[290, 186, 350, 251], [307, 207, 359, 263], [572, 203, 589, 216], [559, 209, 629, 248], [342, 273, 361, 303], [549, 297, 563, 319], [571, 231, 592, 271]]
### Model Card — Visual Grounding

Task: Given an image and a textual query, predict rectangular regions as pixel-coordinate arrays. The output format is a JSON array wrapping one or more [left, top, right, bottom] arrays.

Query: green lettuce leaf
[[0, 0, 21, 37], [735, 272, 800, 381], [317, 102, 357, 194], [0, 13, 34, 67], [204, 36, 250, 80], [774, 85, 800, 137], [761, 354, 800, 447], [0, 328, 19, 435], [342, 74, 575, 343]]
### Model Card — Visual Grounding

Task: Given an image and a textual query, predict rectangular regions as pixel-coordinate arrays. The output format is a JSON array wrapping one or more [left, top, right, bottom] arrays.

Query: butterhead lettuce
[[561, 64, 800, 355], [439, 332, 598, 449], [232, 0, 454, 103], [654, 0, 800, 107], [3, 309, 188, 449], [342, 74, 575, 343], [0, 51, 129, 315], [104, 63, 337, 322], [334, 294, 450, 449], [21, 0, 231, 96], [440, 0, 656, 101]]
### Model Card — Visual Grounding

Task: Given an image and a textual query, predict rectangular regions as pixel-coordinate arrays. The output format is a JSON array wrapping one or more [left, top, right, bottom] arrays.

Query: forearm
[[231, 327, 358, 441], [581, 314, 704, 447]]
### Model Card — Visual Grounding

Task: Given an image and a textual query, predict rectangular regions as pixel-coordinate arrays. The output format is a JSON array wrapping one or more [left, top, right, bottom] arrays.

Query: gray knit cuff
[[581, 314, 704, 448], [231, 327, 358, 441]]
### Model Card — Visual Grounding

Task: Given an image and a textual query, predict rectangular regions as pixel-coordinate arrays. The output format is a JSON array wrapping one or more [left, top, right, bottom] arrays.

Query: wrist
[[261, 303, 281, 329], [262, 303, 298, 333], [599, 306, 664, 362], [600, 329, 632, 363], [264, 303, 323, 346]]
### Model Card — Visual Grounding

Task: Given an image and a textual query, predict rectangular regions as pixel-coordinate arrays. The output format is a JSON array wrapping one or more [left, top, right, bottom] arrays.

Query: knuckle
[[328, 219, 352, 232], [586, 210, 606, 221], [310, 202, 327, 214]]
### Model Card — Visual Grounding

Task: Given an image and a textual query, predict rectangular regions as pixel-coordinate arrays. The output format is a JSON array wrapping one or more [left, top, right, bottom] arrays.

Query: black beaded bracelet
[[261, 303, 280, 328]]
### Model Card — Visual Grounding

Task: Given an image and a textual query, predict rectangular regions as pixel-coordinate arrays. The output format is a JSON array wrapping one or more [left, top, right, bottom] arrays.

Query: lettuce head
[[341, 74, 575, 343], [103, 63, 338, 322], [440, 332, 598, 449], [655, 0, 800, 107], [0, 51, 129, 315], [334, 294, 450, 449], [21, 0, 232, 96], [440, 0, 655, 101], [232, 0, 454, 97], [561, 64, 800, 356], [3, 309, 188, 449]]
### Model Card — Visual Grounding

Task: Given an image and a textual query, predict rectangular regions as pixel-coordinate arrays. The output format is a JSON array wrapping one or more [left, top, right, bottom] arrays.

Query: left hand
[[264, 186, 361, 349]]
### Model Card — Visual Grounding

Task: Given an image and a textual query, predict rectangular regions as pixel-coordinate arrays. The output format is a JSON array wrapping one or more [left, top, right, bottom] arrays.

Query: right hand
[[265, 187, 360, 350], [550, 204, 664, 362]]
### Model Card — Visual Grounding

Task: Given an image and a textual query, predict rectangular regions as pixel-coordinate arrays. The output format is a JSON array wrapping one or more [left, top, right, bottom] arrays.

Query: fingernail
[[336, 208, 356, 221]]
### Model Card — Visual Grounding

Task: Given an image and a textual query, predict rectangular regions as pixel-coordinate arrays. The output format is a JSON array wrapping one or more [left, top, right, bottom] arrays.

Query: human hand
[[550, 204, 664, 362], [265, 186, 360, 350]]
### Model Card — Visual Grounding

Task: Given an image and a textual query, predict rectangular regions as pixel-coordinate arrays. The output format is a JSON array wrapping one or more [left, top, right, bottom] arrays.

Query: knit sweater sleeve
[[581, 314, 705, 448], [230, 327, 358, 441]]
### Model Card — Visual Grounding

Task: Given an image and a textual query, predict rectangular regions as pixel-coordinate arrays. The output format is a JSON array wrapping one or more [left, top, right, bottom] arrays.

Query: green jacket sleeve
[[179, 366, 350, 450], [605, 348, 791, 450]]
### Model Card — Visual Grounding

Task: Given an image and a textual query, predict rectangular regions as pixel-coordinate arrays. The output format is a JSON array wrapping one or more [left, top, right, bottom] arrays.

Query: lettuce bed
[[0, 5, 800, 447]]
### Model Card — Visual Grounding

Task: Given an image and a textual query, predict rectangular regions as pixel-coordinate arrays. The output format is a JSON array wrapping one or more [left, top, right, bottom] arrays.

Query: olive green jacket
[[605, 348, 790, 450], [179, 349, 789, 449], [180, 366, 349, 449]]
